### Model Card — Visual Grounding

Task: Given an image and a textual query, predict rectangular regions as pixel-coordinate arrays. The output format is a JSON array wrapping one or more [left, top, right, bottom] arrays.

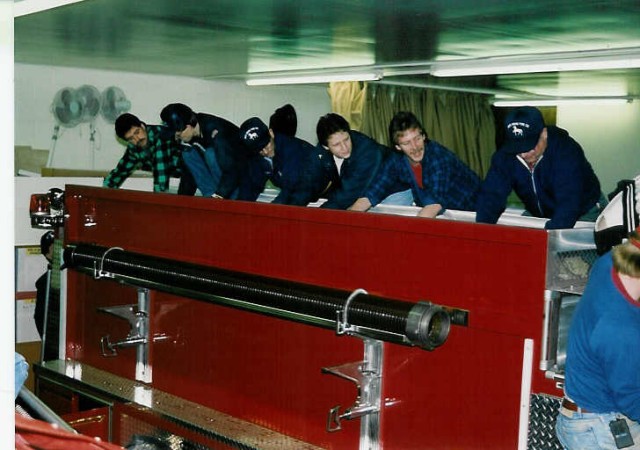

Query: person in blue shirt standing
[[160, 103, 247, 199], [302, 113, 391, 210], [238, 116, 314, 204], [556, 229, 640, 449], [475, 106, 604, 229], [349, 111, 481, 217]]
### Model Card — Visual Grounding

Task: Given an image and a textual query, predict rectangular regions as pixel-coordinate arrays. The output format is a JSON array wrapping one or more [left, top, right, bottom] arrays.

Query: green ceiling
[[14, 0, 640, 98]]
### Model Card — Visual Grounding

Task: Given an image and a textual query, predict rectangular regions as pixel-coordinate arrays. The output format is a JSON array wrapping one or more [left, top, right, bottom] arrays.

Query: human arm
[[355, 154, 404, 208], [237, 156, 270, 202], [103, 147, 139, 189], [475, 152, 513, 224], [544, 141, 594, 229], [212, 137, 244, 199], [150, 139, 182, 192], [270, 137, 308, 205], [348, 197, 372, 212], [277, 145, 329, 206], [417, 204, 443, 218], [321, 137, 385, 210]]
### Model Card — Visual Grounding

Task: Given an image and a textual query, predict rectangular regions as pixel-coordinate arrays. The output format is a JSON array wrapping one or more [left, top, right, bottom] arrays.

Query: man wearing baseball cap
[[476, 106, 604, 229], [160, 103, 246, 199], [238, 116, 314, 204]]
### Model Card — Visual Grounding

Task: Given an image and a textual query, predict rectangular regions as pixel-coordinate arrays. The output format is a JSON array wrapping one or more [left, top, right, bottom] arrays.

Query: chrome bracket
[[98, 288, 168, 383], [336, 288, 368, 336], [322, 338, 383, 450], [92, 246, 123, 279]]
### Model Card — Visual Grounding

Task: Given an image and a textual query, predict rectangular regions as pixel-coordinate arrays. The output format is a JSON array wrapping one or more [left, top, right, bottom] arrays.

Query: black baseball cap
[[500, 106, 545, 155], [239, 117, 270, 154]]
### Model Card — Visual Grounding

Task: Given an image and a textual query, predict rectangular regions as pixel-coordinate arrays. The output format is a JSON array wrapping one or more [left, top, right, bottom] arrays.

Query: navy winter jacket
[[238, 132, 314, 204], [302, 131, 389, 210], [476, 126, 601, 229]]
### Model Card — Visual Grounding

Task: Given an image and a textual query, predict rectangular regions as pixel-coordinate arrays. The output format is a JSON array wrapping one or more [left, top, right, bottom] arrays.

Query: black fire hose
[[64, 244, 454, 350]]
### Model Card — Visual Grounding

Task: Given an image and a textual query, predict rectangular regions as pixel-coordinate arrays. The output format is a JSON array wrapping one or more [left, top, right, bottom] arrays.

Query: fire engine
[[30, 185, 598, 449]]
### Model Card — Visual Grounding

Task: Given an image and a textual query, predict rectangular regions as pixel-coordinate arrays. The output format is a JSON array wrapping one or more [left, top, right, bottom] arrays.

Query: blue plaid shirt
[[365, 140, 481, 211]]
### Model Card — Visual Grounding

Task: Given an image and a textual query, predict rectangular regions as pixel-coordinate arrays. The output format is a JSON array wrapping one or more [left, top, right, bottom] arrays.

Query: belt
[[562, 398, 592, 414]]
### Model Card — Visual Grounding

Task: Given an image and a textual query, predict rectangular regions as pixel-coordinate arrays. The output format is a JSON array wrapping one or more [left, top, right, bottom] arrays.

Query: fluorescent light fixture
[[432, 48, 640, 77], [14, 0, 87, 17], [246, 72, 382, 86], [492, 97, 634, 107]]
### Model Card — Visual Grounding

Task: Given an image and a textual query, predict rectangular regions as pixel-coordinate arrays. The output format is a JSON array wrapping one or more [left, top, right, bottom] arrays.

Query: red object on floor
[[15, 413, 124, 450]]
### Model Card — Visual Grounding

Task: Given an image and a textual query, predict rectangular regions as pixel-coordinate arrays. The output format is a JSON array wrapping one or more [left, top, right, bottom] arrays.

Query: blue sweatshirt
[[564, 252, 640, 421]]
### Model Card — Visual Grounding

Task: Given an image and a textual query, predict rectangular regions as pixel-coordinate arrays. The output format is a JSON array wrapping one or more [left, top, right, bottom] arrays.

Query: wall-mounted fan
[[101, 86, 131, 123], [76, 84, 102, 122], [51, 87, 82, 128]]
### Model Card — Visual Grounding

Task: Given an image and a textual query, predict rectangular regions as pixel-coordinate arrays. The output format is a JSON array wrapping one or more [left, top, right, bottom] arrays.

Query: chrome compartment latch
[[322, 338, 383, 449], [98, 288, 168, 383]]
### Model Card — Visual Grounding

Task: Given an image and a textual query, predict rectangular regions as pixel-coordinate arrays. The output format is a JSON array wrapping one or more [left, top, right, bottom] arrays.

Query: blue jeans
[[556, 408, 640, 449], [15, 352, 28, 398], [181, 146, 222, 197], [379, 189, 414, 206]]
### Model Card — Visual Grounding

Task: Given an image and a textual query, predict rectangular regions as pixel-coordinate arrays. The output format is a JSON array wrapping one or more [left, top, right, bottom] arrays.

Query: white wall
[[14, 63, 331, 246], [557, 102, 640, 195], [15, 63, 331, 171], [2, 2, 14, 444]]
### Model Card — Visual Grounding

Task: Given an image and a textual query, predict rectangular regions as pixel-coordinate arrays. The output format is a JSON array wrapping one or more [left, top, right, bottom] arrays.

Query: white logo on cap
[[244, 126, 261, 141], [507, 121, 530, 138]]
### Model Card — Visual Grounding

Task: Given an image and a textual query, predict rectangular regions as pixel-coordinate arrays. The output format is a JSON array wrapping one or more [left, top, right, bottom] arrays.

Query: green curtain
[[361, 84, 394, 146], [330, 82, 496, 178], [422, 89, 495, 177]]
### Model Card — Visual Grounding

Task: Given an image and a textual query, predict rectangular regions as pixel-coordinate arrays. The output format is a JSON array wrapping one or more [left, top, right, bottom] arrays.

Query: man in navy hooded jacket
[[238, 116, 314, 204], [476, 106, 603, 229]]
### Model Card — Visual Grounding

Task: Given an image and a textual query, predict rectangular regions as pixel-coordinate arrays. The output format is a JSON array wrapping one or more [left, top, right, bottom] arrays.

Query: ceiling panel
[[13, 0, 640, 98]]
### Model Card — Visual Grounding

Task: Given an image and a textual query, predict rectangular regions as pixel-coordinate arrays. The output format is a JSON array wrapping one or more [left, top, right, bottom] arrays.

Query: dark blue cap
[[500, 106, 545, 155], [239, 117, 270, 154], [160, 103, 193, 133]]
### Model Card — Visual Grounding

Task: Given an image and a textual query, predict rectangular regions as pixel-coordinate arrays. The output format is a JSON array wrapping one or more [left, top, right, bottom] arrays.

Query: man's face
[[124, 125, 148, 148], [395, 127, 425, 165], [176, 124, 197, 143], [518, 128, 548, 166], [325, 131, 352, 159], [259, 130, 276, 158]]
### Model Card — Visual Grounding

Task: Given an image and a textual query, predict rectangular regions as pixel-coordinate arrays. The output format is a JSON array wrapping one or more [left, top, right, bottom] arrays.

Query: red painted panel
[[63, 185, 553, 449]]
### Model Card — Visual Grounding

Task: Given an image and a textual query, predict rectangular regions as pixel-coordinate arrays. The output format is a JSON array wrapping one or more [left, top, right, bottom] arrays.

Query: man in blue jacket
[[238, 116, 314, 204], [160, 103, 246, 199], [476, 106, 603, 229], [349, 111, 481, 217], [302, 113, 390, 210]]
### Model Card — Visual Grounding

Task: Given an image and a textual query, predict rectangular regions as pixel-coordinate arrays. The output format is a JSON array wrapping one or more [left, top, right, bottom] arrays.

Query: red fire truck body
[[34, 185, 594, 449]]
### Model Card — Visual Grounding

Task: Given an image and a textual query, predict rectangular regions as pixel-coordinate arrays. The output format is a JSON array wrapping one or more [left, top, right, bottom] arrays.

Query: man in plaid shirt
[[104, 113, 196, 194], [349, 111, 481, 218]]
